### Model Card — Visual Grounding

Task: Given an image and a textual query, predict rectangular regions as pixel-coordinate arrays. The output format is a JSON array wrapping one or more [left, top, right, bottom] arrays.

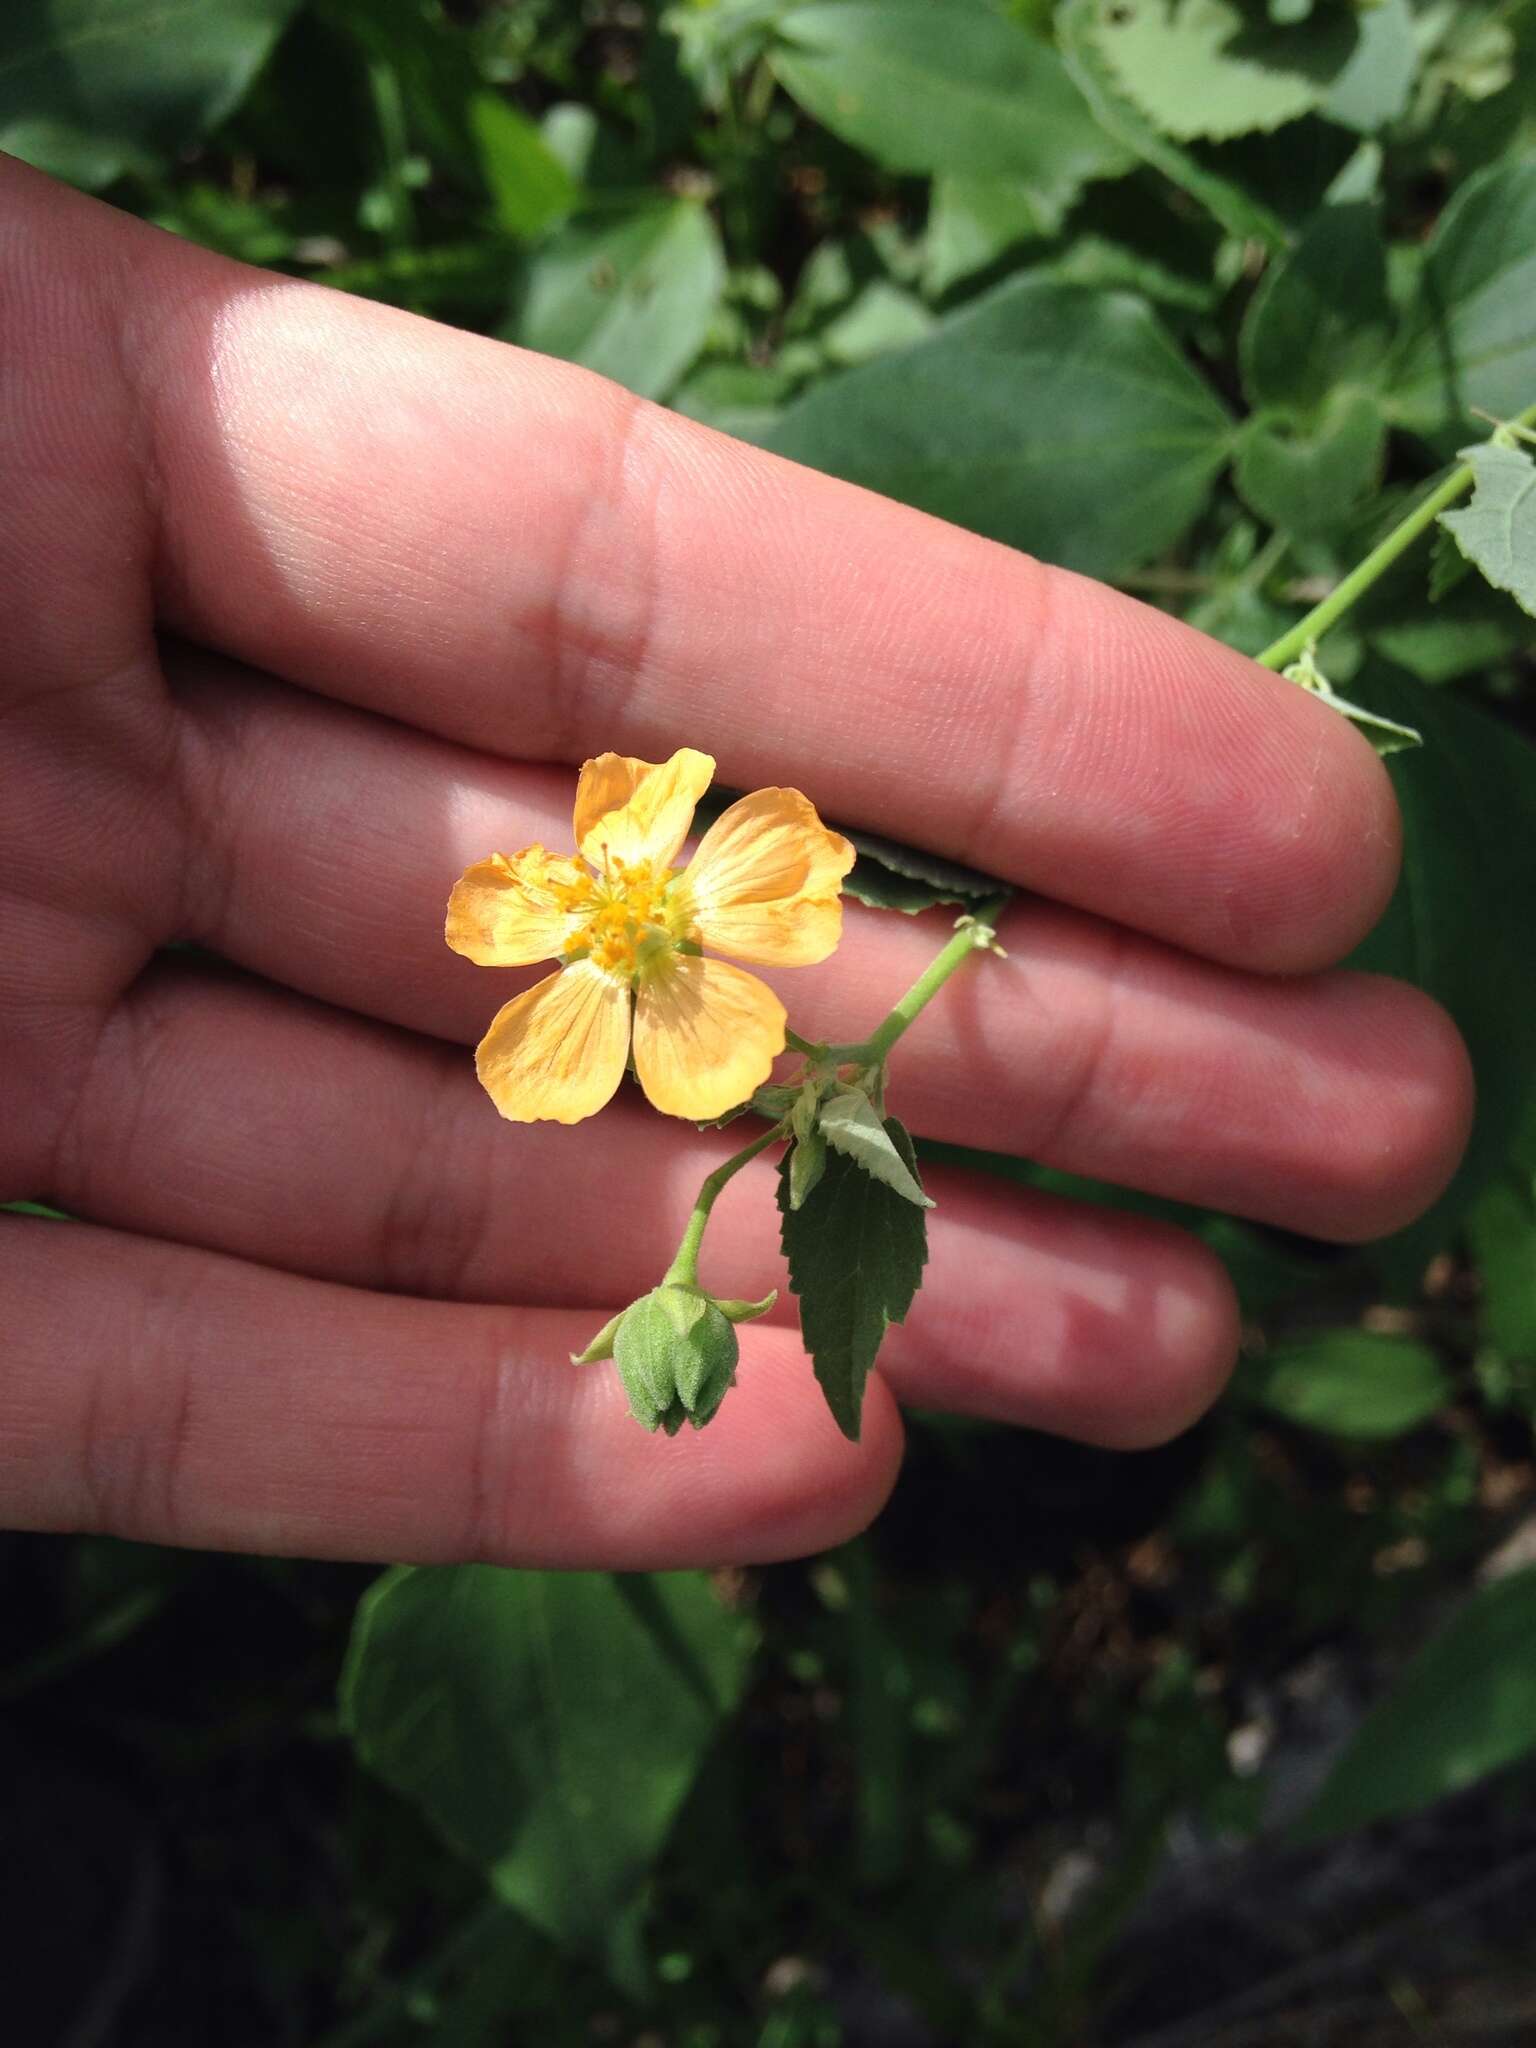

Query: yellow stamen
[[562, 856, 695, 981]]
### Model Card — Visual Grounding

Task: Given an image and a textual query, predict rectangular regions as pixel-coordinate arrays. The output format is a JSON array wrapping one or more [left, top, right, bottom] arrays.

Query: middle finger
[[168, 649, 1470, 1243]]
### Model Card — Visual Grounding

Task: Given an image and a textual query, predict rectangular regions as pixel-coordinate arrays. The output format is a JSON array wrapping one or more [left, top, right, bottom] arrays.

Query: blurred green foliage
[[5, 0, 1536, 2041]]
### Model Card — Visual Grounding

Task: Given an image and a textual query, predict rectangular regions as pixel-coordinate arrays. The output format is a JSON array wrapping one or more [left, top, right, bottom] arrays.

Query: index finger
[[23, 161, 1399, 972]]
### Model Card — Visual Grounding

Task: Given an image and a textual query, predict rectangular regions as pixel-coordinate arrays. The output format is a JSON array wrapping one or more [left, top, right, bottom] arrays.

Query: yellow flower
[[446, 749, 856, 1124]]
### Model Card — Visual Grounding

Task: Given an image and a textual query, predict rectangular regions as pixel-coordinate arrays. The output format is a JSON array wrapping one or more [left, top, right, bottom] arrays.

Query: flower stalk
[[657, 895, 1007, 1297], [663, 1120, 789, 1289], [825, 894, 1011, 1066]]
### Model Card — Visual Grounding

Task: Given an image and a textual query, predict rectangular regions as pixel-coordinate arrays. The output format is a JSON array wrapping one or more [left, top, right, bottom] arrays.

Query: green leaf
[[787, 1084, 827, 1210], [1056, 0, 1288, 250], [924, 174, 1052, 297], [1368, 604, 1529, 687], [1323, 139, 1383, 207], [1235, 390, 1386, 536], [148, 181, 294, 265], [1387, 159, 1536, 448], [846, 834, 1001, 897], [1041, 190, 1224, 314], [788, 1125, 829, 1210], [790, 1081, 819, 1145], [765, 275, 1234, 578], [320, 242, 518, 310], [779, 1116, 929, 1440], [1320, 0, 1419, 133], [819, 1089, 934, 1210], [1239, 203, 1391, 417], [539, 101, 597, 178], [1438, 439, 1536, 619], [508, 199, 726, 401], [670, 361, 792, 441], [1297, 1567, 1536, 1838], [0, 0, 301, 187], [342, 1566, 752, 1969], [468, 91, 580, 240], [782, 236, 861, 335], [1344, 669, 1536, 1263], [318, 0, 479, 173], [843, 864, 978, 914], [1254, 1329, 1450, 1439], [1083, 0, 1358, 143], [842, 829, 1003, 916], [1416, 4, 1518, 116], [1468, 1173, 1536, 1362], [820, 282, 936, 367], [1428, 525, 1474, 602], [773, 0, 1128, 228], [664, 0, 783, 104], [1355, 536, 1533, 684]]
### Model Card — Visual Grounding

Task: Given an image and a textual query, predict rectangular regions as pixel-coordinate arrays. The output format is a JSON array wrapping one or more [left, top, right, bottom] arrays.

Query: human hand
[[0, 158, 1471, 1570]]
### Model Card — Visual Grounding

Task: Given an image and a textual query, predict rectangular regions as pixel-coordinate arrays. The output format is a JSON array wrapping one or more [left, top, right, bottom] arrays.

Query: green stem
[[664, 1121, 787, 1287], [665, 896, 1007, 1286], [832, 893, 1010, 1065], [1256, 397, 1536, 671]]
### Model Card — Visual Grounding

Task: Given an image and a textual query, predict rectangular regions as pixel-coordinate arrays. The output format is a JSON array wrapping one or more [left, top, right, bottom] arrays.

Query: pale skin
[[0, 157, 1474, 1571]]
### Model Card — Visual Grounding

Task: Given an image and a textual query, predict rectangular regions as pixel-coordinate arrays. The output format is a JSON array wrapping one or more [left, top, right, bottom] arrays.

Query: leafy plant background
[[5, 1, 1536, 2042]]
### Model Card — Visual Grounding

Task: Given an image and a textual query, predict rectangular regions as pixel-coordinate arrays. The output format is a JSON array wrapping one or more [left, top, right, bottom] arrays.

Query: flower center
[[563, 856, 694, 983]]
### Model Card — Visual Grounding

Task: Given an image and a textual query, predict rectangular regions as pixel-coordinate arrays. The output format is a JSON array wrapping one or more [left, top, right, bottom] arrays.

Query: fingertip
[[1016, 572, 1407, 974], [612, 1327, 904, 1569], [1082, 1226, 1241, 1450], [1300, 977, 1475, 1244], [714, 1329, 906, 1562], [876, 1180, 1241, 1449], [1244, 691, 1405, 974]]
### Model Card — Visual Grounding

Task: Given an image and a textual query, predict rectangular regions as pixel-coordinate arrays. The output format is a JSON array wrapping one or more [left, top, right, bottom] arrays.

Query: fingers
[[12, 159, 1399, 973], [169, 659, 1471, 1242], [48, 960, 1240, 1447], [0, 1217, 901, 1567], [818, 905, 1472, 1246]]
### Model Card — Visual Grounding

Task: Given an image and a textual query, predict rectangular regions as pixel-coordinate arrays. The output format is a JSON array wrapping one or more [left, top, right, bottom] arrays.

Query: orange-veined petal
[[446, 847, 593, 966], [475, 961, 632, 1124], [573, 747, 714, 872], [632, 956, 787, 1120], [683, 787, 855, 965]]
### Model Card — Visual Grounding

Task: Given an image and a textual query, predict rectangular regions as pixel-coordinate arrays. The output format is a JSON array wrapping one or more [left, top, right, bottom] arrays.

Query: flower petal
[[573, 748, 715, 872], [446, 847, 592, 966], [632, 956, 787, 1120], [475, 962, 631, 1124], [683, 787, 856, 965]]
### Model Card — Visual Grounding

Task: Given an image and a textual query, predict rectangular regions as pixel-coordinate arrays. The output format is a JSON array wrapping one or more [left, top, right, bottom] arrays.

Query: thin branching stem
[[1257, 396, 1536, 671]]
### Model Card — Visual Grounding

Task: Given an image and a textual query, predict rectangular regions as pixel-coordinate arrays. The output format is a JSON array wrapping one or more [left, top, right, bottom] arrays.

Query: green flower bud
[[612, 1286, 740, 1433]]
